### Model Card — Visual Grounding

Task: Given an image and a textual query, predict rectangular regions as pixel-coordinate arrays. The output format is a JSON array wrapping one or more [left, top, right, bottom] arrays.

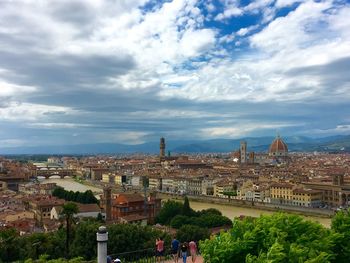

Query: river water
[[40, 178, 331, 228], [188, 200, 332, 228], [39, 177, 103, 193]]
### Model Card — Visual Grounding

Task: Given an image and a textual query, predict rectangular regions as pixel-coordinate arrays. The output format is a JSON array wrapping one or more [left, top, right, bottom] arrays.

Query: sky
[[0, 0, 350, 147]]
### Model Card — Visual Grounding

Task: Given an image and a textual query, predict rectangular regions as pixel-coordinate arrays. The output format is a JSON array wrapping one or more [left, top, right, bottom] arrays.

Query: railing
[[109, 247, 172, 263]]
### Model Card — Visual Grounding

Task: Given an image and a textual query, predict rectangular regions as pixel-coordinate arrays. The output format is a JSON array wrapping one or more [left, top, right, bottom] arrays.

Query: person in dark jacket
[[180, 242, 188, 263]]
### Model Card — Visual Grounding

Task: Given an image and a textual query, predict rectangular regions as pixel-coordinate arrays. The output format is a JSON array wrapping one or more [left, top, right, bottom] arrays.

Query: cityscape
[[1, 136, 350, 261], [1, 0, 350, 262]]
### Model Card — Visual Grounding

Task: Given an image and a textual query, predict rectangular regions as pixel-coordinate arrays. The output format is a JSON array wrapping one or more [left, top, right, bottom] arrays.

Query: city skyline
[[0, 0, 350, 147]]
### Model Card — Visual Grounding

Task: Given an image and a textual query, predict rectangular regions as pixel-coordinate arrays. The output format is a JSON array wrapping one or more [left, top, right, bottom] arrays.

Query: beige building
[[215, 180, 236, 198], [187, 177, 202, 196], [270, 182, 295, 205], [3, 210, 35, 223], [28, 196, 65, 224], [162, 178, 174, 192], [173, 178, 187, 194], [114, 174, 123, 185], [149, 177, 161, 191], [292, 189, 322, 207]]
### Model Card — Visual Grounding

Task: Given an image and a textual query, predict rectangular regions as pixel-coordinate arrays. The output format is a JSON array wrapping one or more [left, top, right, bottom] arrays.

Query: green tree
[[200, 213, 336, 263], [182, 196, 195, 216], [176, 225, 210, 243], [52, 187, 98, 204], [70, 220, 99, 260], [156, 200, 183, 225], [96, 212, 104, 222], [107, 224, 171, 255], [196, 214, 232, 228], [0, 228, 21, 262], [331, 208, 350, 263], [198, 208, 222, 216], [60, 202, 79, 258], [223, 191, 237, 202], [170, 215, 192, 229]]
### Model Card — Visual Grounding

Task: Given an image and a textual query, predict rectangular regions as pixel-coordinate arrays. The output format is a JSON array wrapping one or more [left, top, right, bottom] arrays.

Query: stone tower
[[160, 137, 165, 158], [240, 141, 247, 164], [103, 186, 112, 222]]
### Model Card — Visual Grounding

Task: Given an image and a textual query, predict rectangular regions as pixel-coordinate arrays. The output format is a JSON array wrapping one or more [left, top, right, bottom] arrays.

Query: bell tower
[[160, 137, 165, 159], [103, 186, 112, 222], [240, 141, 247, 164]]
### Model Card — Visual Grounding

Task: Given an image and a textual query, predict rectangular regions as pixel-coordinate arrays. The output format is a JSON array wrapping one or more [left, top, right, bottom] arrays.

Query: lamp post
[[97, 226, 108, 263]]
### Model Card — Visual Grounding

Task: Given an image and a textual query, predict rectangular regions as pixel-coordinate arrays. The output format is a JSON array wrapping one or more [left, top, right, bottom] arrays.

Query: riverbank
[[159, 193, 333, 228], [159, 193, 333, 217], [38, 178, 332, 227]]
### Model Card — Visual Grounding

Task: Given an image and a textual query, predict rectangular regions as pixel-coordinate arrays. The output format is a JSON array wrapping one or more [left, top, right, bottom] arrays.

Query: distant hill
[[0, 135, 349, 155]]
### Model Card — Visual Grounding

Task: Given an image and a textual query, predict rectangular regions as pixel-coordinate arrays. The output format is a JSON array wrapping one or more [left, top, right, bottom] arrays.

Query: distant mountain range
[[0, 135, 350, 155]]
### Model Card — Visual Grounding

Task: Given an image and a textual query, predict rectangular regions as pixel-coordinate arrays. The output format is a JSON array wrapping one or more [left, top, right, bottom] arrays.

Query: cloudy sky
[[0, 0, 350, 147]]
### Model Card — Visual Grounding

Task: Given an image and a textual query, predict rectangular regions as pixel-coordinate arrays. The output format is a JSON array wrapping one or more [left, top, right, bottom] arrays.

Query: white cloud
[[0, 0, 349, 145], [309, 124, 350, 135], [219, 33, 235, 43], [0, 102, 75, 121], [180, 29, 216, 57], [30, 123, 92, 129], [236, 25, 258, 36], [215, 7, 243, 21], [0, 139, 25, 147], [201, 123, 295, 138], [92, 131, 149, 145], [275, 0, 305, 8], [161, 1, 350, 103], [244, 0, 275, 12], [0, 81, 37, 97]]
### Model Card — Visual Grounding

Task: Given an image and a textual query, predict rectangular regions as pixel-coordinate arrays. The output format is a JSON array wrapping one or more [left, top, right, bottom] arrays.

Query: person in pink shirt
[[156, 237, 164, 263], [189, 240, 197, 263]]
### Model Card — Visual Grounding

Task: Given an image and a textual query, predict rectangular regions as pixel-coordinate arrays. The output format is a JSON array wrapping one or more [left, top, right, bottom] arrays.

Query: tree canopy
[[52, 187, 98, 204], [0, 219, 170, 262], [200, 212, 345, 263]]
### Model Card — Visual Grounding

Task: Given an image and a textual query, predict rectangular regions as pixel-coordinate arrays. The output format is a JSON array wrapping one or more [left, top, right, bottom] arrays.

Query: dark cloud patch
[[286, 56, 350, 98], [50, 1, 97, 25], [0, 51, 136, 91]]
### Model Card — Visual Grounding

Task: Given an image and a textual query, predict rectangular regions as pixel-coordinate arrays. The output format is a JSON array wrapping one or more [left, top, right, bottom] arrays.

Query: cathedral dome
[[269, 136, 288, 156]]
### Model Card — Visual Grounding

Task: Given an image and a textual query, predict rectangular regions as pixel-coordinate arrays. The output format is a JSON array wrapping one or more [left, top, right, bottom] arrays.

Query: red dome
[[269, 136, 288, 154]]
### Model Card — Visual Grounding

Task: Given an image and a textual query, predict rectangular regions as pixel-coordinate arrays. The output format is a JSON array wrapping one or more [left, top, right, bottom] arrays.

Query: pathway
[[164, 255, 204, 263]]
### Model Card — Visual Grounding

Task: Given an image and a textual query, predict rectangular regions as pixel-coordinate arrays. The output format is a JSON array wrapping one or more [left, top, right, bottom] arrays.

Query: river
[[39, 177, 103, 193], [188, 200, 332, 228], [39, 178, 331, 227]]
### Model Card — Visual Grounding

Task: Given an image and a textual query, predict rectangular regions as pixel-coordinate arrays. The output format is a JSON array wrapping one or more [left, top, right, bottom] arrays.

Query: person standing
[[189, 241, 197, 263], [171, 237, 180, 263], [180, 242, 188, 263], [156, 237, 165, 263]]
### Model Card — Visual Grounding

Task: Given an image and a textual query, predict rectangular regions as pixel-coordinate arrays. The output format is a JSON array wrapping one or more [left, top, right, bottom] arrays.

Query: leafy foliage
[[331, 209, 350, 263], [107, 224, 170, 255], [197, 208, 222, 216], [0, 220, 170, 262], [223, 191, 237, 197], [182, 196, 196, 216], [52, 186, 98, 204], [170, 214, 232, 229], [155, 200, 183, 225], [61, 202, 79, 258], [200, 213, 339, 263], [176, 225, 210, 243], [159, 197, 232, 230]]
